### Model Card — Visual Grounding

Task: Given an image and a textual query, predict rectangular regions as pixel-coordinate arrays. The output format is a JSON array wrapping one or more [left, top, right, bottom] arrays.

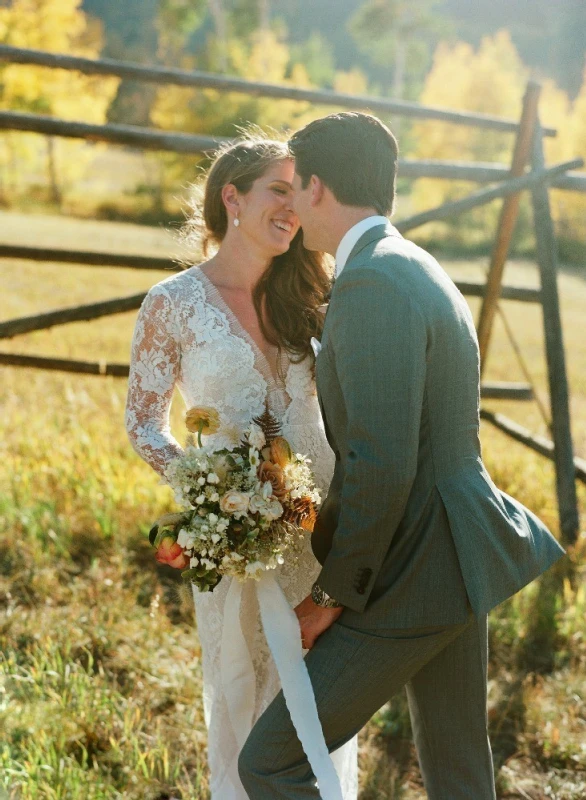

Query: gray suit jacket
[[313, 223, 565, 629]]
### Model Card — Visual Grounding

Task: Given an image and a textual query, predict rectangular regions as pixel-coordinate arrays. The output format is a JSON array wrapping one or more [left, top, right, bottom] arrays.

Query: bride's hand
[[294, 594, 343, 650]]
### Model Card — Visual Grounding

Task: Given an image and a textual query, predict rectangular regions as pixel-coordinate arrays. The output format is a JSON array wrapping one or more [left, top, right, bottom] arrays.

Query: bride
[[125, 134, 358, 798]]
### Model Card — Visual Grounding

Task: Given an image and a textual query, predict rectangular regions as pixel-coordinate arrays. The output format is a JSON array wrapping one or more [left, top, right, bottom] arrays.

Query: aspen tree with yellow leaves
[[149, 26, 370, 215], [0, 0, 118, 207], [408, 30, 586, 258]]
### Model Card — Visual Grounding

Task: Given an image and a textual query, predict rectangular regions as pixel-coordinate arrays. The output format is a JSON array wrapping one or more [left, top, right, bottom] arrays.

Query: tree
[[407, 31, 530, 247], [0, 0, 119, 207], [156, 0, 207, 64], [349, 0, 447, 100], [408, 30, 584, 258], [558, 68, 586, 246]]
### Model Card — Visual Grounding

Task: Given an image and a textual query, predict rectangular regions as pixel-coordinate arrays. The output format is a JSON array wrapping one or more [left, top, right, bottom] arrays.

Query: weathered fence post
[[476, 80, 542, 373], [531, 121, 580, 545]]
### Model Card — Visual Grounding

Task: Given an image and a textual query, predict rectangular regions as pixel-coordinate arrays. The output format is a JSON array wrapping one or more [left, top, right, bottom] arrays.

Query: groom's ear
[[309, 175, 325, 207]]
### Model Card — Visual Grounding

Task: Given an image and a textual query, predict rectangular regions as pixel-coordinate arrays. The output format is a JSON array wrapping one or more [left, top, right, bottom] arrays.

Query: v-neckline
[[195, 268, 290, 394]]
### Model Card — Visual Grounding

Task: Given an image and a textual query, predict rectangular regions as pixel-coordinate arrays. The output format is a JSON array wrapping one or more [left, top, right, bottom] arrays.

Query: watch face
[[312, 584, 340, 608]]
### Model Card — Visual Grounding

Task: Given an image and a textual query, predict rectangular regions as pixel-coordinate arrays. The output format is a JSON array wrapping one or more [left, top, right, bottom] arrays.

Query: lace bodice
[[125, 267, 333, 491], [124, 267, 356, 799]]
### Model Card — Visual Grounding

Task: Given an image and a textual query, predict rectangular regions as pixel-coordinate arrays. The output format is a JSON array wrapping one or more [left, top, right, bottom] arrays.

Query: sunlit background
[[1, 1, 585, 798]]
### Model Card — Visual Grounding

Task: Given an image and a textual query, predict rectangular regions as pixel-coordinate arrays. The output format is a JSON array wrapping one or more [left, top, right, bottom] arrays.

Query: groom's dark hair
[[288, 112, 399, 215]]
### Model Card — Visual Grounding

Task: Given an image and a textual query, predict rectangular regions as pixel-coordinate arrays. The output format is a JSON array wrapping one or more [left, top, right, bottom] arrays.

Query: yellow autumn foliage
[[0, 0, 119, 205], [407, 30, 585, 252]]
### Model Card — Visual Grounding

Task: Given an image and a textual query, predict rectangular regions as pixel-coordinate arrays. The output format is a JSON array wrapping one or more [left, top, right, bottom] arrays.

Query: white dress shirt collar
[[334, 215, 389, 278]]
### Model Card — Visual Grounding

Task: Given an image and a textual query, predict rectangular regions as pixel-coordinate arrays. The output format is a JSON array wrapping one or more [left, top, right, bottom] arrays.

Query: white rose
[[249, 494, 269, 516], [247, 424, 266, 450], [264, 498, 284, 521], [219, 490, 250, 515]]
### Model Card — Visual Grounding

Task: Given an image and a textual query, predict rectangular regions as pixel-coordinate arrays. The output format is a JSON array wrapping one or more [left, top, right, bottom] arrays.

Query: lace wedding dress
[[125, 266, 358, 799]]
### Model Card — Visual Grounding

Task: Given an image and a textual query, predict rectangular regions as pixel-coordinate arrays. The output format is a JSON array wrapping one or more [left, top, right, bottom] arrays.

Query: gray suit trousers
[[238, 612, 496, 799]]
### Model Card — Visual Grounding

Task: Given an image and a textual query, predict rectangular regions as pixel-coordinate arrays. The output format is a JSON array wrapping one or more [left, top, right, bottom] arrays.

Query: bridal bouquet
[[149, 406, 321, 592]]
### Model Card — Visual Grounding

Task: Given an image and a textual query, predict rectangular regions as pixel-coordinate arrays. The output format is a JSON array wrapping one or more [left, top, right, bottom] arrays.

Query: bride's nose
[[283, 192, 295, 213]]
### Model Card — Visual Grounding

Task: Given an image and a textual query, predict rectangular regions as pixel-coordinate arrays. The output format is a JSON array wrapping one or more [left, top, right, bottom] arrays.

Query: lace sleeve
[[125, 284, 184, 478]]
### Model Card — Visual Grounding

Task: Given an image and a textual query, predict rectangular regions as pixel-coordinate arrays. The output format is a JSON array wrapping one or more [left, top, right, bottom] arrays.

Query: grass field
[[0, 210, 585, 799]]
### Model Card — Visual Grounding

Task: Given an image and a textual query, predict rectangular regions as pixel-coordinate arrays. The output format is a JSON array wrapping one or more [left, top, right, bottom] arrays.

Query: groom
[[238, 112, 565, 798]]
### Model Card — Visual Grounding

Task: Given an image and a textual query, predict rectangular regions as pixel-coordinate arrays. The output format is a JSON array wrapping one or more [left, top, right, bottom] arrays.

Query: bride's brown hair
[[181, 132, 332, 368]]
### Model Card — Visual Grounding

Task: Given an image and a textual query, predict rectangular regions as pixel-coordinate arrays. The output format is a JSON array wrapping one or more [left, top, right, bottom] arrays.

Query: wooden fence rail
[[395, 159, 583, 233], [0, 349, 534, 403], [0, 352, 129, 376], [0, 245, 547, 303], [0, 281, 542, 341], [481, 409, 586, 485], [399, 159, 586, 191], [0, 293, 148, 338], [0, 244, 174, 270], [0, 110, 225, 153], [0, 44, 558, 135]]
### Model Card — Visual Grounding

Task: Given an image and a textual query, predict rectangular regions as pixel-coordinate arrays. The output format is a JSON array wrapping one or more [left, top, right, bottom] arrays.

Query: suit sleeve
[[316, 266, 427, 612]]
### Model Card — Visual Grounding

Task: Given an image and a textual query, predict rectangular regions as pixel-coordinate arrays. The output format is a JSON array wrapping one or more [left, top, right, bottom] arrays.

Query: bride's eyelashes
[[269, 180, 293, 197]]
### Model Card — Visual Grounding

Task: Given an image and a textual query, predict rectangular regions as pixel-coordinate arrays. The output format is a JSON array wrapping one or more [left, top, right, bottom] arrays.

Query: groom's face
[[292, 171, 319, 251]]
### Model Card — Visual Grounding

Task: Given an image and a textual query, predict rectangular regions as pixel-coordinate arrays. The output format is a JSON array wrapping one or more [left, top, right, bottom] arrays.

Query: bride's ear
[[222, 183, 240, 220]]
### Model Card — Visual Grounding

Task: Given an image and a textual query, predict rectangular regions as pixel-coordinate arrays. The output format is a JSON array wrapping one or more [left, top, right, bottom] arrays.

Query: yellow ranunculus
[[185, 407, 221, 445]]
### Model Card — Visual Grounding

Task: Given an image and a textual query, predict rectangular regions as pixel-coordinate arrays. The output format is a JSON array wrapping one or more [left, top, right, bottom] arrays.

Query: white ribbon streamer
[[220, 578, 256, 749], [219, 573, 343, 799], [256, 572, 343, 800]]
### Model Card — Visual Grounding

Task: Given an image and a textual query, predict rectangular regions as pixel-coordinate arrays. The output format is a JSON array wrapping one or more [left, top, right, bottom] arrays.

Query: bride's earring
[[233, 215, 240, 228]]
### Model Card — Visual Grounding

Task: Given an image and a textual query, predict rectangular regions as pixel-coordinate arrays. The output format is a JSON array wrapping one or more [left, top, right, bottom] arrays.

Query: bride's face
[[234, 160, 300, 257]]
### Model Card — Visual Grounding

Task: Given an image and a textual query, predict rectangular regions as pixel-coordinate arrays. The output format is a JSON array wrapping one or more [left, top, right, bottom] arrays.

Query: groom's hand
[[294, 595, 343, 650]]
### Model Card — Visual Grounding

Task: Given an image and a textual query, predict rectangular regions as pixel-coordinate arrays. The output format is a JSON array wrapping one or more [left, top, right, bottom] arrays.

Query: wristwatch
[[311, 582, 343, 609]]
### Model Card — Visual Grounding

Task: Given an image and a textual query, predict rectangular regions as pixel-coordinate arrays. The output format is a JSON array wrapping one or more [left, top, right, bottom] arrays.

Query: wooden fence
[[0, 44, 585, 544]]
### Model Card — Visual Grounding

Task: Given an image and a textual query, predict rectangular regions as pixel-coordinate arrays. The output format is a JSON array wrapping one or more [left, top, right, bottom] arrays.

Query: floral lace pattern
[[125, 268, 357, 799]]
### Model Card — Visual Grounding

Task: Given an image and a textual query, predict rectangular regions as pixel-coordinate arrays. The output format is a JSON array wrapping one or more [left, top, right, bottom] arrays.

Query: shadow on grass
[[125, 531, 195, 626], [517, 557, 573, 675]]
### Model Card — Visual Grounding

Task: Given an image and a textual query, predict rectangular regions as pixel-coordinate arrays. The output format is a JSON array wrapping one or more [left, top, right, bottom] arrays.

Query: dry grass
[[0, 210, 585, 799]]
